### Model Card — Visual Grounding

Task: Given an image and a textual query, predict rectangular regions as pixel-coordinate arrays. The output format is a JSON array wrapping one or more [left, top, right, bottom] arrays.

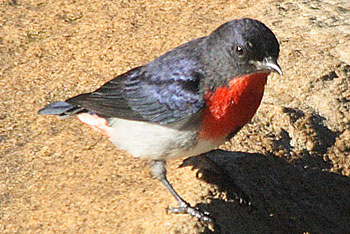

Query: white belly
[[107, 117, 225, 160], [76, 112, 224, 160]]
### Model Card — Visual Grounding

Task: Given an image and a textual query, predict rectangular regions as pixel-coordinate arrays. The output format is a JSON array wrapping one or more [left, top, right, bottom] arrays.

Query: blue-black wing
[[66, 62, 205, 124]]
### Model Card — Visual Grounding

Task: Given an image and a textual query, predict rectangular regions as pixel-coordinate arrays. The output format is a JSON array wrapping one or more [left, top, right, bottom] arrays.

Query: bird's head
[[204, 18, 282, 89]]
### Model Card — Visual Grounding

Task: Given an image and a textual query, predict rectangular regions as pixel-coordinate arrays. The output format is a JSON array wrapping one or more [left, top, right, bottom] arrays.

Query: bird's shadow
[[180, 150, 350, 234]]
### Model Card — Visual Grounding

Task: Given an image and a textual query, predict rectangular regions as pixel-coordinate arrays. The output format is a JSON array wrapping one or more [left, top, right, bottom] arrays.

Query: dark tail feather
[[38, 101, 83, 118]]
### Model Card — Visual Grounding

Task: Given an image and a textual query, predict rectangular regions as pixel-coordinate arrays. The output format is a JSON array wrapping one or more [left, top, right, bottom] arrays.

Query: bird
[[38, 18, 282, 223]]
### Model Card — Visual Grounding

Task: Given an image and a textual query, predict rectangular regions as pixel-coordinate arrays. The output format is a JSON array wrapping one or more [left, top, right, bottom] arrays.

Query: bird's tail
[[38, 101, 83, 118]]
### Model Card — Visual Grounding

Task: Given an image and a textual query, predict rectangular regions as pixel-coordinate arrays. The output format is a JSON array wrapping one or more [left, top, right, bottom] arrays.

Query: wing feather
[[67, 64, 205, 124]]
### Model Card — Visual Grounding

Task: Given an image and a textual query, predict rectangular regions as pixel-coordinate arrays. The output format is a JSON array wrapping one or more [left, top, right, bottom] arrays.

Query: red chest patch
[[199, 73, 268, 139]]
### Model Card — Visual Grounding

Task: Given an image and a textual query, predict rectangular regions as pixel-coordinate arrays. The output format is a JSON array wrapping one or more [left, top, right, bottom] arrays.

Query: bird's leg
[[151, 160, 214, 223]]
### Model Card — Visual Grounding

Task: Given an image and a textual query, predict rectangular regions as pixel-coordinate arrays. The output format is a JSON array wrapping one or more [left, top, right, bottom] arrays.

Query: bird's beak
[[253, 57, 283, 75]]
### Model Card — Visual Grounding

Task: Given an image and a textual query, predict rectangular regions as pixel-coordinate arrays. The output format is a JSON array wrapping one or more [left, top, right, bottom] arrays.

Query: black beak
[[252, 57, 283, 75], [261, 56, 283, 75]]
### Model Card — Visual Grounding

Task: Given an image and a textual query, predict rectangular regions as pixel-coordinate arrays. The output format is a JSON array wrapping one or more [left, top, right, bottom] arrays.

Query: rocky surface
[[1, 0, 349, 233]]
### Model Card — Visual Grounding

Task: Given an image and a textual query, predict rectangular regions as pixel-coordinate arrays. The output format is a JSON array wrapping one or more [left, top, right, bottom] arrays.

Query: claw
[[167, 203, 214, 223], [151, 160, 215, 223]]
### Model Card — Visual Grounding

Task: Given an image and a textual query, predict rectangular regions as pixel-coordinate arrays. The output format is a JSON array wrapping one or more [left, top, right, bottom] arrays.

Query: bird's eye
[[235, 46, 244, 56]]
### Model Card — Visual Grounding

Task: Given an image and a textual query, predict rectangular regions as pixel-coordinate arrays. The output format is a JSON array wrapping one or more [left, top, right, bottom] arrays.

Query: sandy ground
[[1, 0, 350, 233]]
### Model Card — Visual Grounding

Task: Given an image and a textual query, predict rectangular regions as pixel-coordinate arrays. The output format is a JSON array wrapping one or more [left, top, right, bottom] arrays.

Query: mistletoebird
[[39, 18, 282, 222]]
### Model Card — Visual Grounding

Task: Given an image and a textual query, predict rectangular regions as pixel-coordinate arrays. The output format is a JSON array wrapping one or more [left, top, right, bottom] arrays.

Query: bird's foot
[[166, 201, 214, 223]]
